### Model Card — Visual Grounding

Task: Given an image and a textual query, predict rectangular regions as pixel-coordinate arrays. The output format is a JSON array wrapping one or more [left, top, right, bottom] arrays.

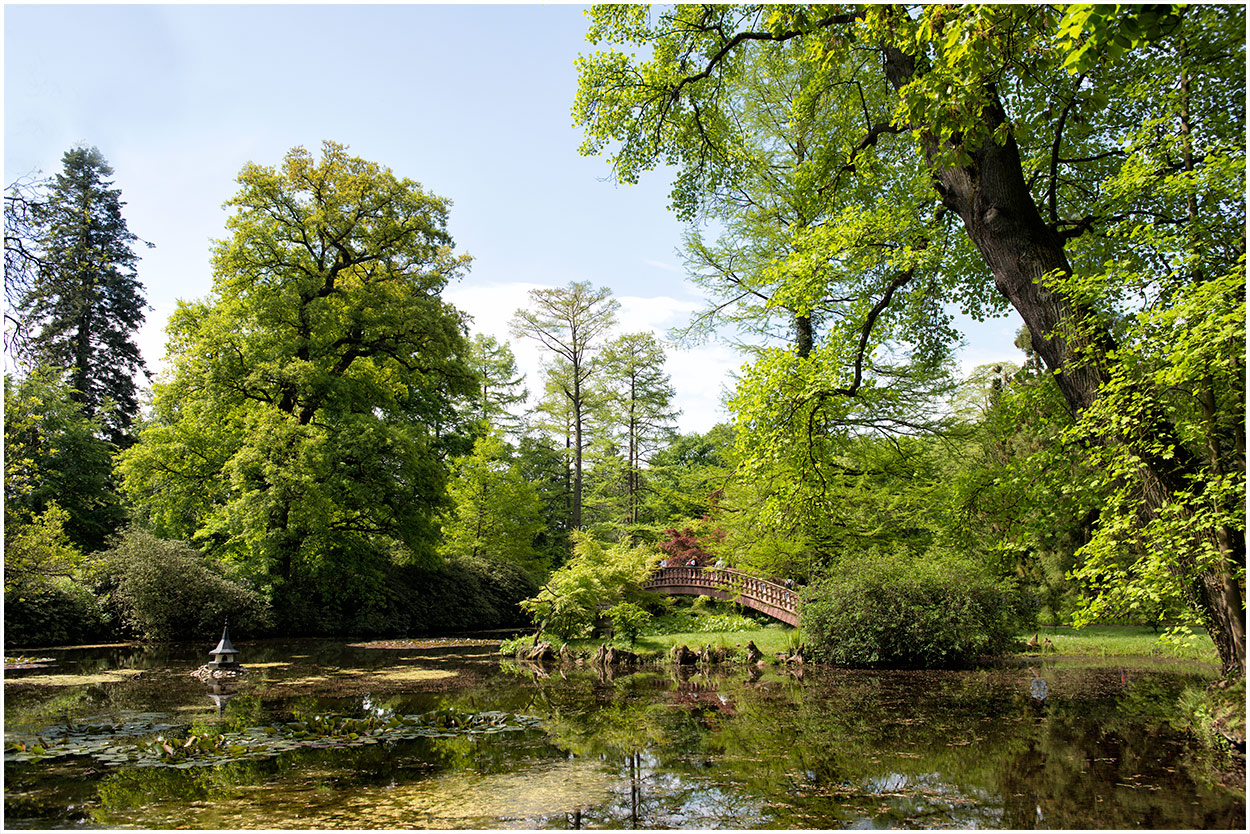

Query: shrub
[[802, 548, 1027, 668], [658, 522, 723, 566], [274, 553, 540, 637], [606, 602, 652, 645], [100, 530, 272, 641], [4, 579, 110, 648], [649, 596, 763, 635], [388, 554, 539, 635], [520, 533, 659, 641]]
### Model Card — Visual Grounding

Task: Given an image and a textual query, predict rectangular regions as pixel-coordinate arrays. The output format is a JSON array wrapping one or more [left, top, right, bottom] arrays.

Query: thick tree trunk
[[883, 48, 1246, 676], [795, 314, 814, 359]]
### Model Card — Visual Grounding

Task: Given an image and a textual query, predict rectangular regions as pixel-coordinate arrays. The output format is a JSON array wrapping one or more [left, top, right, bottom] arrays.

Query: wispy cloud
[[644, 258, 685, 274]]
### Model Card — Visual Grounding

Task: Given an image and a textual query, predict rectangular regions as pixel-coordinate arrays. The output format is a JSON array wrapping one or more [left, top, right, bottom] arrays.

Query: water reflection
[[203, 679, 238, 717], [3, 642, 1244, 829]]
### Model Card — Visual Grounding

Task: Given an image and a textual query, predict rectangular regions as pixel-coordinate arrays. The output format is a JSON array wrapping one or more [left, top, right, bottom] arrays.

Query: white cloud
[[665, 342, 740, 433], [616, 294, 700, 336]]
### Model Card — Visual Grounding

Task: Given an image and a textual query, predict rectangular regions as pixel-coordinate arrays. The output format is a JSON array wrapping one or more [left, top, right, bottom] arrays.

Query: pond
[[4, 639, 1244, 829]]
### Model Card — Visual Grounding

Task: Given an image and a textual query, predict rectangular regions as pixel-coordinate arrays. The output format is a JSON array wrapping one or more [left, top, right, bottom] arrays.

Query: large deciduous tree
[[15, 147, 148, 443], [441, 431, 546, 576], [575, 4, 1245, 674], [119, 142, 476, 618], [4, 370, 122, 554], [511, 281, 619, 531]]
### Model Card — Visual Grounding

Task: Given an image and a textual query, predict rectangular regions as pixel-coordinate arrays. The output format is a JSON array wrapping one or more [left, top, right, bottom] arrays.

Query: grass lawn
[[509, 618, 1220, 667], [1026, 624, 1220, 664]]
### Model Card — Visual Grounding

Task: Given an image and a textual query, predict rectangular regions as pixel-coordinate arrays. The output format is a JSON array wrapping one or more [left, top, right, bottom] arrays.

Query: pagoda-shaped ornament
[[208, 624, 242, 670]]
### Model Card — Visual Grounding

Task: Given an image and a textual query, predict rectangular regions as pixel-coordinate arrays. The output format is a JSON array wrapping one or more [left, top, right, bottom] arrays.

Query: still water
[[3, 639, 1244, 829]]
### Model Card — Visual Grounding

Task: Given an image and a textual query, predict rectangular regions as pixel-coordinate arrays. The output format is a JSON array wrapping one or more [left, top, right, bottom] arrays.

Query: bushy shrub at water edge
[[4, 579, 111, 647], [99, 529, 272, 641], [801, 547, 1030, 668]]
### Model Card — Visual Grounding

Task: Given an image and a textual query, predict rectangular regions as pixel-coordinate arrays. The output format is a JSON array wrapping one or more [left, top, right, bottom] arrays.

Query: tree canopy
[[119, 142, 476, 616], [575, 3, 1245, 674], [511, 281, 619, 530]]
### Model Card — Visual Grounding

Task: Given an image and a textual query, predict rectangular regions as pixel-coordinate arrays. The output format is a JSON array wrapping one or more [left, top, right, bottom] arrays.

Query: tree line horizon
[[4, 4, 1244, 676]]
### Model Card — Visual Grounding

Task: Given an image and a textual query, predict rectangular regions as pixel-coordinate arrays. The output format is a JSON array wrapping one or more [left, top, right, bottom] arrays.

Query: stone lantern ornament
[[191, 623, 248, 685], [208, 625, 241, 670]]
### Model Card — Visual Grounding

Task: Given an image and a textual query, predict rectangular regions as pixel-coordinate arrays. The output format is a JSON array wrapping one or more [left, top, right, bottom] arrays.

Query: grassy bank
[[502, 625, 801, 662], [627, 626, 799, 657], [1023, 624, 1220, 664], [506, 623, 1223, 667]]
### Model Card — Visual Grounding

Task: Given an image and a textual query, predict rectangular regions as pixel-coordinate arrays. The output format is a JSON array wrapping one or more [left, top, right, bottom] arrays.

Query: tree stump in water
[[699, 644, 730, 664], [522, 641, 555, 662], [593, 643, 641, 666], [670, 644, 699, 665]]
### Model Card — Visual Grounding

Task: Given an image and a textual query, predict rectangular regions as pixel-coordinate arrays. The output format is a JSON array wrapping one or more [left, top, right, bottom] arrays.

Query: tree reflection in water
[[3, 642, 1243, 829]]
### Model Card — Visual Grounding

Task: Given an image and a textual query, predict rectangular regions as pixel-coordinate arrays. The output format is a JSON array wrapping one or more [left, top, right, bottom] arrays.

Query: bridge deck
[[643, 566, 799, 626]]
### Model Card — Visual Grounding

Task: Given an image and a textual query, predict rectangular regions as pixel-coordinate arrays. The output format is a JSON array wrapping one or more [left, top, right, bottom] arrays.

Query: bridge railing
[[643, 566, 799, 625]]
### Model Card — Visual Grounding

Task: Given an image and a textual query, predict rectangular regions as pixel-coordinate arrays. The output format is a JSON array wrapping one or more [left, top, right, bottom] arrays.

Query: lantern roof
[[209, 625, 237, 659]]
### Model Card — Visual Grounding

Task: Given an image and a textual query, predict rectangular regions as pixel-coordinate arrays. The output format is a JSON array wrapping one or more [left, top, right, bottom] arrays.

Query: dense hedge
[[7, 528, 540, 645], [99, 530, 273, 642], [273, 553, 539, 637], [4, 580, 111, 648], [801, 549, 1031, 668]]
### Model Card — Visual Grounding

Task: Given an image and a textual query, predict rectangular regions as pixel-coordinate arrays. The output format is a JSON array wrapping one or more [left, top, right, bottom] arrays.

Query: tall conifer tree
[[20, 147, 147, 443], [511, 282, 618, 530]]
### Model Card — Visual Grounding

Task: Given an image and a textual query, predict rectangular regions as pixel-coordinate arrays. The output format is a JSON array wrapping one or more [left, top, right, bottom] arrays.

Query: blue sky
[[4, 3, 1024, 433]]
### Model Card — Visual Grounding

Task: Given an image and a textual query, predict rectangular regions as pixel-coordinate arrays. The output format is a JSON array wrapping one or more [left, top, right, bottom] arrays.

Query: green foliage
[[441, 432, 547, 577], [802, 548, 1029, 668], [465, 333, 527, 435], [1055, 4, 1185, 73], [645, 424, 734, 521], [269, 552, 537, 637], [1174, 677, 1245, 757], [4, 578, 109, 648], [3, 502, 84, 594], [99, 529, 272, 641], [605, 602, 651, 646], [520, 533, 659, 641], [947, 360, 1101, 624], [5, 369, 123, 553], [649, 598, 761, 636], [576, 3, 1246, 675], [118, 142, 476, 615], [511, 281, 619, 531], [595, 331, 679, 527], [513, 434, 575, 568]]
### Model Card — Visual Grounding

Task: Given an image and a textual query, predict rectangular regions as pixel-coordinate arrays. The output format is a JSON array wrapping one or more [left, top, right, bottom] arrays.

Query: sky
[[4, 2, 1025, 434]]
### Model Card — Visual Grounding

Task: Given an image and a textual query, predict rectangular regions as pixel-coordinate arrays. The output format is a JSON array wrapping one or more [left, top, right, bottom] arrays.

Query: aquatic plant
[[4, 707, 543, 769]]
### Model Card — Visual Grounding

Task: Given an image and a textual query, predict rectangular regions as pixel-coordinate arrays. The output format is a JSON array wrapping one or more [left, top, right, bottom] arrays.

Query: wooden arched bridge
[[643, 566, 799, 626]]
